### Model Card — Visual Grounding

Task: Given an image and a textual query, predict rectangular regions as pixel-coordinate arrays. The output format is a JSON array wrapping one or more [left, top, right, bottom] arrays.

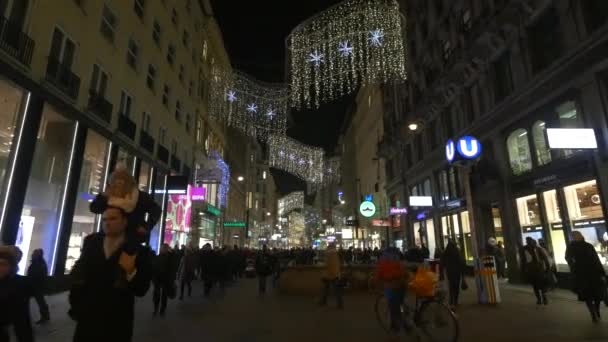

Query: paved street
[[23, 278, 608, 342]]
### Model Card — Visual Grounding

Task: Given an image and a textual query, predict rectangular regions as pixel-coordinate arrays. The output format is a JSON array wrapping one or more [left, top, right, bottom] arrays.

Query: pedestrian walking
[[521, 237, 552, 305], [199, 244, 216, 297], [26, 248, 50, 324], [566, 231, 607, 322], [376, 247, 409, 335], [178, 245, 197, 300], [152, 244, 175, 317], [319, 242, 343, 309], [0, 246, 33, 342], [255, 245, 273, 295], [69, 207, 153, 342], [441, 241, 466, 308], [496, 241, 507, 279]]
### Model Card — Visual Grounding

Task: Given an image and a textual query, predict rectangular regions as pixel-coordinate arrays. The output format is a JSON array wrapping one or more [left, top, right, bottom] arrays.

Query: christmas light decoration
[[322, 157, 341, 186], [210, 151, 230, 208], [208, 67, 289, 140], [278, 191, 305, 216], [287, 0, 407, 109], [268, 135, 324, 184]]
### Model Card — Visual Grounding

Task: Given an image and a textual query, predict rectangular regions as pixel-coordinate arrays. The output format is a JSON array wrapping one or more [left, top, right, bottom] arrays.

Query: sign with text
[[389, 207, 408, 215], [190, 187, 206, 201], [345, 219, 359, 226], [409, 196, 433, 207], [372, 219, 390, 227], [223, 221, 246, 227], [547, 128, 597, 149], [206, 204, 221, 216]]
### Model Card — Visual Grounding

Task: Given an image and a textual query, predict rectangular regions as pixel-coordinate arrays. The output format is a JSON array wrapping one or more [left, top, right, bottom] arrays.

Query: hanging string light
[[287, 0, 407, 109], [210, 150, 230, 208], [208, 67, 289, 141], [278, 191, 305, 216], [268, 135, 325, 184]]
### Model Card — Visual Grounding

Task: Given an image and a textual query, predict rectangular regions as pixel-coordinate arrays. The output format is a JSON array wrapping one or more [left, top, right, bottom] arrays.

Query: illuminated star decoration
[[369, 29, 384, 47], [246, 103, 258, 113], [338, 41, 353, 57], [226, 90, 237, 103], [266, 108, 276, 120], [308, 50, 324, 66], [299, 159, 306, 165]]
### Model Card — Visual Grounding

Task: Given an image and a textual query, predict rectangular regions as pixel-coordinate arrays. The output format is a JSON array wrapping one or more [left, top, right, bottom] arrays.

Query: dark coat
[[69, 233, 152, 342], [521, 245, 551, 285], [255, 252, 274, 276], [90, 191, 161, 241], [26, 257, 48, 294], [566, 240, 607, 301], [441, 244, 465, 279], [153, 252, 175, 285], [0, 275, 33, 342]]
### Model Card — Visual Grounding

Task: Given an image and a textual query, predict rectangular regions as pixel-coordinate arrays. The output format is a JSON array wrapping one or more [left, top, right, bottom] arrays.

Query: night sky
[[211, 0, 352, 195]]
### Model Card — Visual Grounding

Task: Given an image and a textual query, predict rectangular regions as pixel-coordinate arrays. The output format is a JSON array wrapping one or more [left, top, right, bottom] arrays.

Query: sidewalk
[[25, 278, 608, 342]]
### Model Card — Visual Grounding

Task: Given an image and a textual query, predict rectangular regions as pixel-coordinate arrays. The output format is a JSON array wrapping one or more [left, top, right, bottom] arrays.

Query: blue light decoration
[[447, 136, 482, 164], [416, 212, 426, 220], [365, 194, 373, 201], [210, 150, 230, 208]]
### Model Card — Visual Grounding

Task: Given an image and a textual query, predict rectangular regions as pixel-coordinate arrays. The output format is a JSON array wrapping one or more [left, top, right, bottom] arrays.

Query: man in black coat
[[26, 248, 50, 324], [0, 246, 33, 342], [69, 207, 153, 342]]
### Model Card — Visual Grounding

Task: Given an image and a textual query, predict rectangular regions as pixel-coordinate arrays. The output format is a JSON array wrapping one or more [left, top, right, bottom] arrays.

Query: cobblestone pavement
[[24, 278, 608, 342]]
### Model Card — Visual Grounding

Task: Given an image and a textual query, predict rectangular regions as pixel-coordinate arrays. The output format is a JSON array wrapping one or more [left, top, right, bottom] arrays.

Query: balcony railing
[[117, 114, 136, 140], [139, 130, 155, 154], [171, 156, 181, 172], [0, 16, 34, 66], [157, 145, 169, 163], [45, 57, 80, 100], [87, 90, 112, 123]]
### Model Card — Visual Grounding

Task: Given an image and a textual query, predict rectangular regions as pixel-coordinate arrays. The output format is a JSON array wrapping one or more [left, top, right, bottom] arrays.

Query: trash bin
[[476, 255, 501, 304]]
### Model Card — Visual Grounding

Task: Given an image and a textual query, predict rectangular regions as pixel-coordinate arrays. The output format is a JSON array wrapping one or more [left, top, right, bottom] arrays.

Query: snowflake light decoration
[[266, 109, 276, 119], [208, 67, 289, 141], [268, 134, 324, 184], [278, 191, 305, 216], [287, 0, 407, 109]]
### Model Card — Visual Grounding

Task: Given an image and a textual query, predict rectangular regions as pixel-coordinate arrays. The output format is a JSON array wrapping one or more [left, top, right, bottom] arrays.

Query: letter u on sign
[[445, 140, 455, 163], [456, 136, 481, 160]]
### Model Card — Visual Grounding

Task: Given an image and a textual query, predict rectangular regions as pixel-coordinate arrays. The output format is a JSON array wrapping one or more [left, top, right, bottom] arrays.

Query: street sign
[[206, 204, 221, 216], [223, 222, 246, 227]]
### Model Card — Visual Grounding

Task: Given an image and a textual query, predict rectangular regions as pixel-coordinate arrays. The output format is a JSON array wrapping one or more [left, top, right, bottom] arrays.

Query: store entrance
[[440, 212, 473, 264]]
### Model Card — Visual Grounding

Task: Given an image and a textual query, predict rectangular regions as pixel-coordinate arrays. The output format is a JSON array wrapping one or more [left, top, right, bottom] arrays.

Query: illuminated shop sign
[[372, 219, 390, 226], [359, 200, 376, 218], [409, 196, 433, 207], [547, 128, 598, 149], [206, 204, 221, 216], [389, 207, 408, 215], [223, 222, 246, 227], [446, 136, 482, 164]]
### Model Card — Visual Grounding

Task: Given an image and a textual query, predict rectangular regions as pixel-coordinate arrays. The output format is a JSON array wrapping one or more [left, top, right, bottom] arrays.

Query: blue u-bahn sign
[[446, 136, 482, 164]]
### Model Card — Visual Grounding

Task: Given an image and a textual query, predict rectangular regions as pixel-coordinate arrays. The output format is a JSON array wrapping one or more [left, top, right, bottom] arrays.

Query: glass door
[[461, 211, 474, 264], [542, 189, 568, 271], [516, 194, 544, 243], [425, 219, 436, 259]]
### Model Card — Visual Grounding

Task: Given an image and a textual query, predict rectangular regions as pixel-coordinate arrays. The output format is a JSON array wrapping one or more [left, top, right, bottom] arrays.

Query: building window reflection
[[507, 129, 532, 175], [532, 121, 551, 166]]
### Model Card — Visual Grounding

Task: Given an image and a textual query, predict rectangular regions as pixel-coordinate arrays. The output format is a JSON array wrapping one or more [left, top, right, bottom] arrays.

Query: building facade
[[381, 0, 608, 279], [0, 0, 231, 281]]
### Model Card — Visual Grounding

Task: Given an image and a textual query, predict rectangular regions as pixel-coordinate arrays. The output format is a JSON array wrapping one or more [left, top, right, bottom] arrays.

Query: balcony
[[117, 114, 136, 140], [87, 90, 112, 123], [171, 155, 181, 172], [0, 16, 34, 67], [157, 145, 169, 163], [45, 57, 81, 100], [139, 130, 155, 154]]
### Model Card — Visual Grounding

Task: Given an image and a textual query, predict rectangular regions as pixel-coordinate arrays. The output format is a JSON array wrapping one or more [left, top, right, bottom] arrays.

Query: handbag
[[461, 278, 469, 291]]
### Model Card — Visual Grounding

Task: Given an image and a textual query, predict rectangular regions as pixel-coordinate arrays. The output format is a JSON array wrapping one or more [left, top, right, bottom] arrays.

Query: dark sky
[[211, 0, 351, 195]]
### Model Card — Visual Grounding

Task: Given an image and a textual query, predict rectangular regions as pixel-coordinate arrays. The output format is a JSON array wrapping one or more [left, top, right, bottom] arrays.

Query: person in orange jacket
[[376, 247, 410, 334]]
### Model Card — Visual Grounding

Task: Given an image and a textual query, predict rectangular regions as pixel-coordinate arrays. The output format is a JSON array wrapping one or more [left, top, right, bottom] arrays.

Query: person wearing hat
[[0, 245, 34, 342], [69, 207, 153, 342]]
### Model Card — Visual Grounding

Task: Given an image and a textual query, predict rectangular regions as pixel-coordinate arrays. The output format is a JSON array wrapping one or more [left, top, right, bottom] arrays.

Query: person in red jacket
[[376, 247, 410, 335]]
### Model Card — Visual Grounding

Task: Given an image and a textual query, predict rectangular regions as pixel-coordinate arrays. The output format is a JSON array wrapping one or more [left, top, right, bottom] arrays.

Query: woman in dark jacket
[[566, 231, 607, 322], [440, 241, 465, 308], [521, 237, 551, 305], [153, 244, 175, 316], [0, 245, 33, 342], [26, 249, 50, 324]]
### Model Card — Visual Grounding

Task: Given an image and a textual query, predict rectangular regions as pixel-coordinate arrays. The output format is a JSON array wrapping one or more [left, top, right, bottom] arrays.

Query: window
[[179, 64, 185, 83], [134, 0, 145, 19], [182, 30, 189, 47], [175, 100, 182, 121], [493, 52, 513, 103], [167, 44, 176, 65], [152, 20, 161, 46], [202, 41, 208, 60], [438, 170, 449, 201], [127, 38, 139, 70], [532, 121, 551, 166], [89, 64, 108, 96], [185, 113, 191, 133], [119, 91, 133, 117], [100, 5, 117, 43], [141, 111, 151, 132], [49, 27, 75, 68], [195, 117, 203, 143], [528, 8, 563, 74], [146, 64, 156, 90], [171, 8, 178, 26], [442, 40, 452, 62], [462, 8, 472, 31], [171, 139, 177, 155], [189, 80, 193, 97], [159, 127, 167, 145], [507, 129, 532, 175], [162, 84, 170, 107]]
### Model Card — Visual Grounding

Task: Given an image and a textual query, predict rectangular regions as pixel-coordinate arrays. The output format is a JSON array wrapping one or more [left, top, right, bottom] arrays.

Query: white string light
[[268, 135, 324, 184]]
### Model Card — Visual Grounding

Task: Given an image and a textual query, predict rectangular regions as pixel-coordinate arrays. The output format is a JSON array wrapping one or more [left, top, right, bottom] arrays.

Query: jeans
[[320, 278, 343, 308], [384, 288, 405, 332], [153, 282, 170, 314], [258, 275, 267, 294]]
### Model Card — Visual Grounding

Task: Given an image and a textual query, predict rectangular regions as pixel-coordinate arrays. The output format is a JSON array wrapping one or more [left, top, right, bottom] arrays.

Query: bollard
[[475, 255, 501, 304]]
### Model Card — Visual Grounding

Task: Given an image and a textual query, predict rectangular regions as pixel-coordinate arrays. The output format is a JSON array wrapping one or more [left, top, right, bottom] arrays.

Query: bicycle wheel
[[375, 294, 391, 332], [416, 299, 459, 342]]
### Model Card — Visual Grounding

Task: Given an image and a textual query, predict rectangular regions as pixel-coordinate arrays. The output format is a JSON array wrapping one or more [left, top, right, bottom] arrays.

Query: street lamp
[[408, 123, 419, 131], [266, 212, 271, 216], [340, 200, 346, 205], [237, 176, 244, 182]]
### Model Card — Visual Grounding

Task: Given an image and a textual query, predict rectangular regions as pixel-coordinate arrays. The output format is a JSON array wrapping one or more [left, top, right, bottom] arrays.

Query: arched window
[[507, 129, 532, 175], [532, 121, 551, 166]]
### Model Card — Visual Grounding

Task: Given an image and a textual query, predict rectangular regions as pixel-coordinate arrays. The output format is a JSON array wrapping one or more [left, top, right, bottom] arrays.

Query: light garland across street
[[287, 0, 407, 109], [268, 134, 325, 184], [278, 191, 305, 217]]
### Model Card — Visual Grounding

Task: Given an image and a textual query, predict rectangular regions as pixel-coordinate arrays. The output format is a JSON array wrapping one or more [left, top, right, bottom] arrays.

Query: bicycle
[[375, 289, 459, 341]]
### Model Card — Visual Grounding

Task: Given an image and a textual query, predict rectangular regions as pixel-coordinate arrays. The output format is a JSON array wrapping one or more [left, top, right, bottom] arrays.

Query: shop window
[[527, 7, 563, 74], [564, 180, 607, 267], [100, 5, 117, 43], [542, 190, 568, 271], [516, 194, 543, 242], [461, 211, 473, 263], [19, 105, 76, 275], [532, 121, 551, 166], [491, 205, 504, 243], [425, 219, 436, 259], [507, 129, 533, 175], [66, 131, 110, 274]]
